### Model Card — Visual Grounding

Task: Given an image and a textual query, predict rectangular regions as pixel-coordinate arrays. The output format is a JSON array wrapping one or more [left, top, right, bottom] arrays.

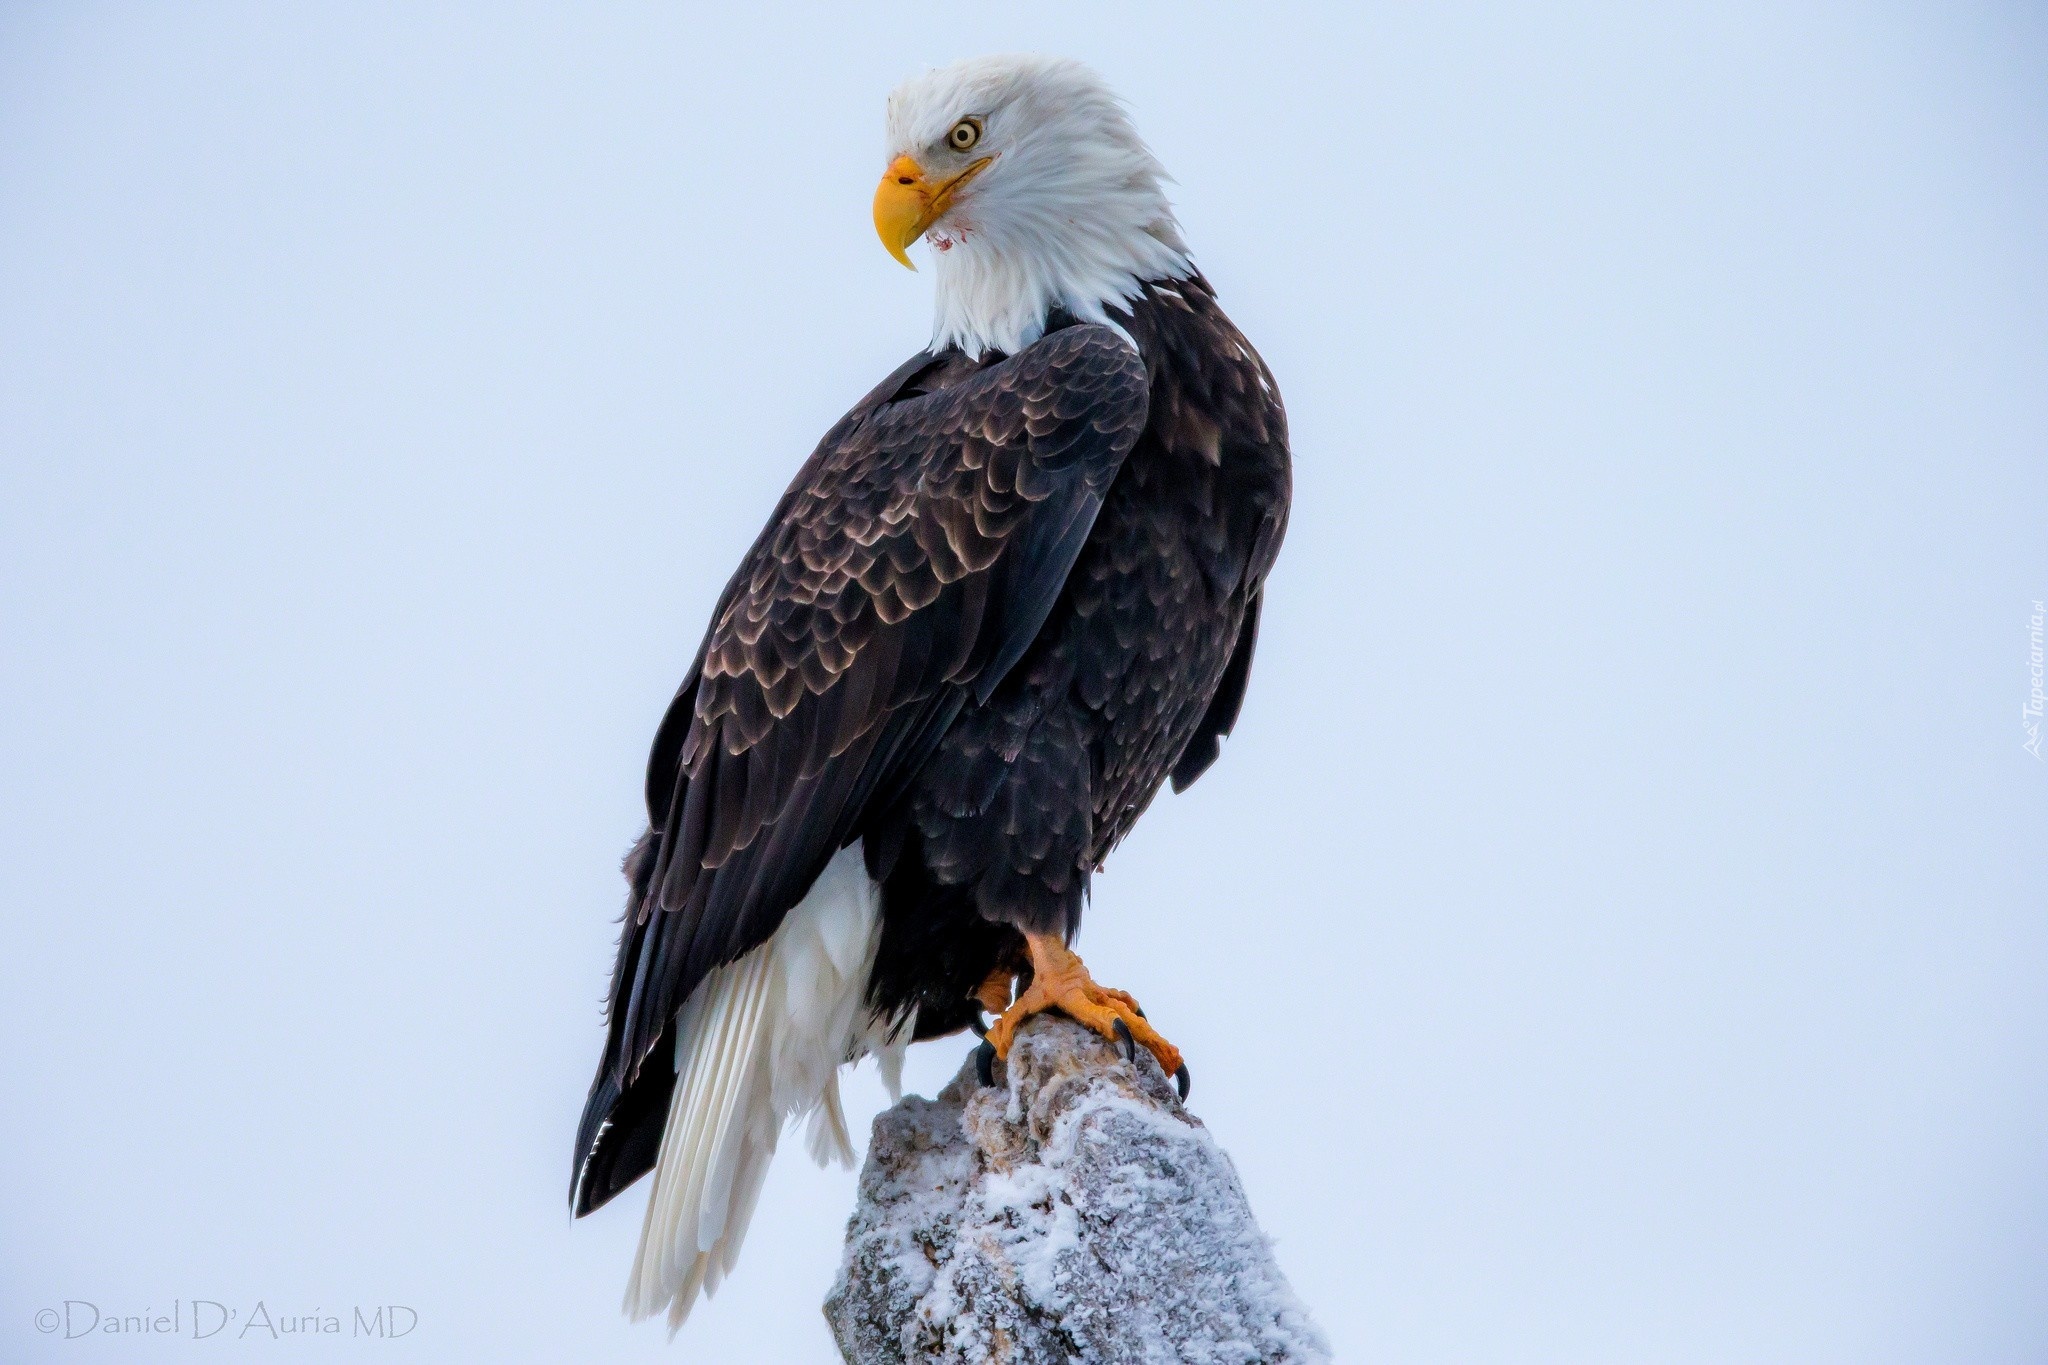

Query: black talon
[[974, 1039, 998, 1088], [1173, 1062, 1192, 1102], [966, 1010, 988, 1038], [1111, 1017, 1137, 1064]]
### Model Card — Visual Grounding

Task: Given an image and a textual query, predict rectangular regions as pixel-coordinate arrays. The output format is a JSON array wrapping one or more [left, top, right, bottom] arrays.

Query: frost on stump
[[824, 1013, 1330, 1364]]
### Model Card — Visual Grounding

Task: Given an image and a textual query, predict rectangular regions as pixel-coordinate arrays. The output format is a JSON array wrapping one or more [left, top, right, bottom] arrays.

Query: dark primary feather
[[572, 325, 1149, 1214]]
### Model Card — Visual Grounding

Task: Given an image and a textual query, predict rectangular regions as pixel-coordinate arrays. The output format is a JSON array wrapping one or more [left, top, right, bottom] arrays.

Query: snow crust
[[825, 1015, 1329, 1364]]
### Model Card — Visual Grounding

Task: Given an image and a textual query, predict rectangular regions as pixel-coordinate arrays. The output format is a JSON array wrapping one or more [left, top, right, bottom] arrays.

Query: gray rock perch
[[825, 1015, 1329, 1364]]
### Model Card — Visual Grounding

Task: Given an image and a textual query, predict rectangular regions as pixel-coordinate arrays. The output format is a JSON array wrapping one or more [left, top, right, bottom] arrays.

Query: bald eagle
[[572, 54, 1290, 1328]]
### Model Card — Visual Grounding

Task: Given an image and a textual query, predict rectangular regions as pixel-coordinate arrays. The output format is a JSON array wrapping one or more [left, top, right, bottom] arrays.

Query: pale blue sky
[[3, 3, 2044, 1361]]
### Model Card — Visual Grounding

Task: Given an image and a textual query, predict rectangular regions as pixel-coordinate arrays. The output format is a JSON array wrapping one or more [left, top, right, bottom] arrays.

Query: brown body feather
[[573, 273, 1288, 1215]]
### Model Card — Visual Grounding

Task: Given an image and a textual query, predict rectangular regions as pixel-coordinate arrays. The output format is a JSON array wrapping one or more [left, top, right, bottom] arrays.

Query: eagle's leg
[[982, 934, 1187, 1092], [972, 965, 1015, 1016]]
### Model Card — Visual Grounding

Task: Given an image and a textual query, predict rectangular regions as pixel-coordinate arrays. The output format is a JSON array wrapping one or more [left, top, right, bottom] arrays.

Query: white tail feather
[[622, 841, 911, 1331]]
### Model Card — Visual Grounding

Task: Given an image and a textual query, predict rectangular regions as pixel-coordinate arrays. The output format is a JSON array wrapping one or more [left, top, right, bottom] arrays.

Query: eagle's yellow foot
[[977, 934, 1190, 1099], [971, 964, 1014, 1017]]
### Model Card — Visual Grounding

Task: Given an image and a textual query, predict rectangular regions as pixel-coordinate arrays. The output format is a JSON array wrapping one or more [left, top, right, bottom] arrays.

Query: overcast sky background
[[3, 3, 2044, 1361]]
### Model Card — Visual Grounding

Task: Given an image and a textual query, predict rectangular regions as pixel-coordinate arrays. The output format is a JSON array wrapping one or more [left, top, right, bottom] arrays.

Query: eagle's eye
[[946, 118, 983, 152]]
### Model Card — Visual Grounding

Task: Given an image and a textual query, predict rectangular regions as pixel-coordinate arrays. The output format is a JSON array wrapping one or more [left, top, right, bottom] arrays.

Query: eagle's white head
[[875, 55, 1192, 359]]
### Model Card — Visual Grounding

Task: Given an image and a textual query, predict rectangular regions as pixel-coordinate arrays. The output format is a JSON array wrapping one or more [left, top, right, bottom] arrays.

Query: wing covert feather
[[601, 325, 1148, 1101]]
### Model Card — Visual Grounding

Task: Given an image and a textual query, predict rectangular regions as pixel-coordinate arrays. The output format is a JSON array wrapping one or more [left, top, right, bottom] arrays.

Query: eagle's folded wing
[[572, 325, 1148, 1213]]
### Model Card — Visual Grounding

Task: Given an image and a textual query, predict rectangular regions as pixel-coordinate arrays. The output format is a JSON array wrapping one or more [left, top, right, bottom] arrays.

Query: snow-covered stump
[[825, 1013, 1329, 1364]]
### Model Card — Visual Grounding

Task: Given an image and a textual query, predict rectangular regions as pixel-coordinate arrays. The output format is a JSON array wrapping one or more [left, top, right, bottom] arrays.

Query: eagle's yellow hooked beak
[[872, 153, 992, 270]]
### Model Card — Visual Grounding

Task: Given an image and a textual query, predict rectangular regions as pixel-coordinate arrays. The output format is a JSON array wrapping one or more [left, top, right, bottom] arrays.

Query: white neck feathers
[[926, 186, 1190, 357]]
